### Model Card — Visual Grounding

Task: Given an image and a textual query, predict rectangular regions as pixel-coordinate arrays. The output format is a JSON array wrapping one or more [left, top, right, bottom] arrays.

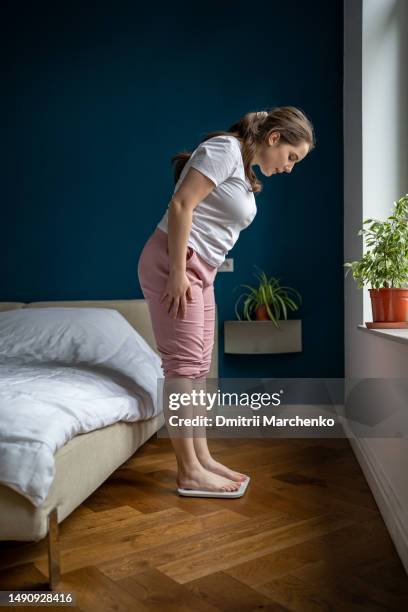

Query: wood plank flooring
[[0, 436, 407, 611]]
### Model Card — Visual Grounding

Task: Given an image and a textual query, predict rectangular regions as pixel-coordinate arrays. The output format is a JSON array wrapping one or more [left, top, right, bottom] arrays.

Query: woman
[[138, 106, 315, 496]]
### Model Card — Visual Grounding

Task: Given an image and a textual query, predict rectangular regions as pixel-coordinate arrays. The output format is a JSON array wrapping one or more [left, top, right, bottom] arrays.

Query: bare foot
[[199, 456, 249, 483], [177, 466, 241, 492]]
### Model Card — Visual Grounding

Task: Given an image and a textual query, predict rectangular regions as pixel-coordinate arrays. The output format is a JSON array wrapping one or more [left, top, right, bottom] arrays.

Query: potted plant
[[233, 265, 302, 329], [344, 193, 408, 327]]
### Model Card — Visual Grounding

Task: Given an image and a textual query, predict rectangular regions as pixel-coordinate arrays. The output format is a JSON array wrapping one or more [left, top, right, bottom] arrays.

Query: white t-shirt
[[156, 134, 257, 268]]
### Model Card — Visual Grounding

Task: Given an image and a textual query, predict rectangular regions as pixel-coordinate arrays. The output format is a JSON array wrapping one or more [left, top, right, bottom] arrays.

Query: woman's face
[[254, 131, 310, 177]]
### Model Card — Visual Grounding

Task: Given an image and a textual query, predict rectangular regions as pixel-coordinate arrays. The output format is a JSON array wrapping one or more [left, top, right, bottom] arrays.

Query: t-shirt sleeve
[[189, 136, 239, 187]]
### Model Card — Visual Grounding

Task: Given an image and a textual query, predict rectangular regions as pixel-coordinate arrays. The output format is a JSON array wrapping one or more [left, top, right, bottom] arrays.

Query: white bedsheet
[[0, 307, 164, 507]]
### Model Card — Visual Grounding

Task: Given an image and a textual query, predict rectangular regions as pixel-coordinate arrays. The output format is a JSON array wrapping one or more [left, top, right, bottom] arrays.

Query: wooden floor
[[1, 436, 407, 611]]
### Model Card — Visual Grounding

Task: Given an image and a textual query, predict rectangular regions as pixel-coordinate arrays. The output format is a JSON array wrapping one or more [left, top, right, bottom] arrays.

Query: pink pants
[[137, 227, 218, 379]]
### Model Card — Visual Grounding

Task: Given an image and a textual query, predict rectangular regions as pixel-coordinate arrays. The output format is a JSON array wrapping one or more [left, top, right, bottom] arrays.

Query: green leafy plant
[[344, 193, 408, 289], [233, 265, 302, 328]]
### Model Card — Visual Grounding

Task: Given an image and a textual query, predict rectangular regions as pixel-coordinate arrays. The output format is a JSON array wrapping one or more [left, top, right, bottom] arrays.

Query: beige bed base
[[0, 299, 218, 588]]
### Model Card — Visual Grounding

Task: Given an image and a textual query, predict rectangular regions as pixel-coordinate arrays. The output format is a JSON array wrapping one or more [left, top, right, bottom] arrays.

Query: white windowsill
[[358, 324, 408, 346]]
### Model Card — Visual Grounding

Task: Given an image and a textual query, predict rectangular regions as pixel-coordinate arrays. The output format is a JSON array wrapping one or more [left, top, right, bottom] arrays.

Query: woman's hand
[[160, 270, 193, 319]]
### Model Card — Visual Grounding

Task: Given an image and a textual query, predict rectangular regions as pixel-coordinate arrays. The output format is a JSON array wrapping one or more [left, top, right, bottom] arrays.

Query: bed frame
[[0, 299, 218, 588]]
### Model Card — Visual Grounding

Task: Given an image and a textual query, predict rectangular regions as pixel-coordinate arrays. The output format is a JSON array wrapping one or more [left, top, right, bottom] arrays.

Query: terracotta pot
[[369, 288, 408, 322], [255, 304, 270, 320]]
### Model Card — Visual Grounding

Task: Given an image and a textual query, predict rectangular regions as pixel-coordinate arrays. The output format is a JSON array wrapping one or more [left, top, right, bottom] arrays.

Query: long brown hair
[[171, 105, 316, 194]]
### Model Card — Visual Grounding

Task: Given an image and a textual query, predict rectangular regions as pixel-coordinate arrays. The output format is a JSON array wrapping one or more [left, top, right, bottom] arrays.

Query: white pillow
[[0, 307, 164, 412]]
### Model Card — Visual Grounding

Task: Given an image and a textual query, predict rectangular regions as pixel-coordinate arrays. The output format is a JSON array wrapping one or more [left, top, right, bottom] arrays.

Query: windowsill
[[358, 324, 408, 346]]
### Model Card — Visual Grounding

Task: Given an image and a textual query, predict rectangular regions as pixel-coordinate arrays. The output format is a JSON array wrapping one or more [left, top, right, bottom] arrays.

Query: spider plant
[[233, 265, 302, 328]]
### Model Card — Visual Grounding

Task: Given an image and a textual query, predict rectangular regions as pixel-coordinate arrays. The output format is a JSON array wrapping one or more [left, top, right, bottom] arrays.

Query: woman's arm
[[161, 168, 216, 319]]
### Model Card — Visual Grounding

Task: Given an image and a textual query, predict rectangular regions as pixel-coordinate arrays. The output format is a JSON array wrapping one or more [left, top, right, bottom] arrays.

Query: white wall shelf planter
[[224, 320, 302, 354]]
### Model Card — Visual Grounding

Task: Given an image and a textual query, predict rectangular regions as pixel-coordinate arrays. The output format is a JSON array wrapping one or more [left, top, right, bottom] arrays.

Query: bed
[[0, 298, 218, 588]]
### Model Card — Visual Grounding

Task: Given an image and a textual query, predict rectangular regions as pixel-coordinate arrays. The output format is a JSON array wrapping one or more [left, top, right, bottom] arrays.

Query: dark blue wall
[[2, 0, 344, 378]]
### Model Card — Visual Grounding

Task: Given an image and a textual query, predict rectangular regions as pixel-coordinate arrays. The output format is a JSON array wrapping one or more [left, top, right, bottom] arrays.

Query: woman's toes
[[201, 457, 249, 483], [178, 468, 244, 493]]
